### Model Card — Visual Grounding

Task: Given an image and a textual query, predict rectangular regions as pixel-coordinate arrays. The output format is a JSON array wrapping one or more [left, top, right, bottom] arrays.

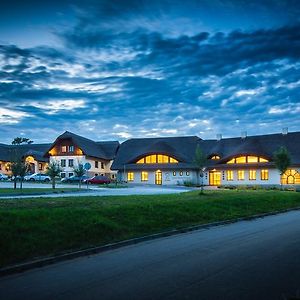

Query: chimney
[[241, 131, 247, 139], [282, 127, 288, 135], [216, 134, 222, 141]]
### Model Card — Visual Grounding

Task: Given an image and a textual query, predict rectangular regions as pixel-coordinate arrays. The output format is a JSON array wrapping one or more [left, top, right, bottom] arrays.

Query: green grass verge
[[0, 190, 300, 268], [0, 188, 82, 195]]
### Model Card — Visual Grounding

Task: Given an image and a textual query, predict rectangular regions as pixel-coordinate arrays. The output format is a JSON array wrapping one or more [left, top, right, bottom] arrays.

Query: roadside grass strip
[[0, 190, 300, 268]]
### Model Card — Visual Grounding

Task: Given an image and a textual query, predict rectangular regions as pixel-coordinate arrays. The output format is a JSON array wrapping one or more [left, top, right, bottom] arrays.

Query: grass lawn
[[0, 190, 300, 268], [0, 188, 82, 195]]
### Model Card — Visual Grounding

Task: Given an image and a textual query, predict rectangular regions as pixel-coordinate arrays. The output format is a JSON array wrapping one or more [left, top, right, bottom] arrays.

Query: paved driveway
[[1, 210, 300, 299], [0, 181, 193, 199]]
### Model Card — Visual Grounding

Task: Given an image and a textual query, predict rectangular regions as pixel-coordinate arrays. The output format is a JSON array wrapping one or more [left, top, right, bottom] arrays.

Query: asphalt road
[[1, 210, 300, 300]]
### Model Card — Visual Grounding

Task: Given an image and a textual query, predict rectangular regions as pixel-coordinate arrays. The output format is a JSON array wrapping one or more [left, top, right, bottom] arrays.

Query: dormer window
[[136, 154, 178, 164], [227, 156, 269, 164], [210, 155, 220, 160]]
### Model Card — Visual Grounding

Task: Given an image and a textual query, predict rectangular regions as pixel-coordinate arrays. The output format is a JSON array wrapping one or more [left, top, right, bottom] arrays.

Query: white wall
[[120, 169, 197, 185], [50, 155, 115, 178], [118, 167, 300, 186]]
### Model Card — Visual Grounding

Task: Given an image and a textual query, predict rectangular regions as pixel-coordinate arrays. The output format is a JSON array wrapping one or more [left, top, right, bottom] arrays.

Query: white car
[[24, 173, 51, 182], [0, 173, 8, 180]]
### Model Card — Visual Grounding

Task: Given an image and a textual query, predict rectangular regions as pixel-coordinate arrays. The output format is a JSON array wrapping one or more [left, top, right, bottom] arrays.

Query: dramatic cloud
[[0, 0, 300, 143]]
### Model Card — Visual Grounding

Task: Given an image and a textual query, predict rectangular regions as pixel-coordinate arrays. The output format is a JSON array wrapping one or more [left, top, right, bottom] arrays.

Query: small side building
[[0, 143, 50, 175]]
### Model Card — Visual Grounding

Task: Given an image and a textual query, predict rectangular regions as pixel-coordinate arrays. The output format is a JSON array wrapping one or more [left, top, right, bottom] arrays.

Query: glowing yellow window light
[[249, 170, 256, 180], [247, 156, 258, 163], [141, 171, 148, 181], [136, 154, 178, 164], [236, 156, 247, 163], [127, 172, 134, 181], [25, 156, 35, 163], [227, 156, 269, 164], [281, 169, 300, 184], [237, 170, 245, 180], [259, 157, 268, 163], [211, 155, 220, 160]]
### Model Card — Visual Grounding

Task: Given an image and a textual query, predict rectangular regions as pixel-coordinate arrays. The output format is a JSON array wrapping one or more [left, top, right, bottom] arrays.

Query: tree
[[19, 162, 29, 190], [10, 137, 33, 189], [12, 137, 33, 145], [46, 162, 62, 189], [273, 146, 291, 189], [10, 161, 21, 190], [193, 145, 207, 194], [73, 163, 85, 189]]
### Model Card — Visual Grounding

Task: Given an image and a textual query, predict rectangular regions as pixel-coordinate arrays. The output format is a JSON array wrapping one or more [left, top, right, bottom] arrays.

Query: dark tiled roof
[[112, 131, 300, 170], [47, 131, 119, 160], [0, 143, 51, 162], [202, 131, 300, 166], [111, 136, 201, 169]]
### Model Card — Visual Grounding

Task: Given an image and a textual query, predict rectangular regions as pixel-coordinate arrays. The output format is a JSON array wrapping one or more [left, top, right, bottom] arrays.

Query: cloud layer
[[0, 0, 300, 143]]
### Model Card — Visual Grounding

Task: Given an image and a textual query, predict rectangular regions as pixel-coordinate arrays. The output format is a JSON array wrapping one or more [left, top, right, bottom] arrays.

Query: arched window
[[281, 169, 300, 184], [226, 156, 269, 164], [136, 154, 178, 164]]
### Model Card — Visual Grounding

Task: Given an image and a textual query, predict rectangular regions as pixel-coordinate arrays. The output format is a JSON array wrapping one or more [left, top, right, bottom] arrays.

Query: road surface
[[1, 210, 300, 299]]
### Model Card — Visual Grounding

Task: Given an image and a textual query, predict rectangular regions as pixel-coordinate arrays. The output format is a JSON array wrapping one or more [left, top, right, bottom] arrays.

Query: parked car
[[0, 173, 8, 181], [24, 173, 51, 182], [61, 175, 89, 183], [84, 175, 111, 185]]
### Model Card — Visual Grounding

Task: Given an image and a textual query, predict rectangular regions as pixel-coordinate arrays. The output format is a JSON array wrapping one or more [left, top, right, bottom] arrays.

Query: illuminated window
[[237, 170, 244, 180], [39, 163, 43, 171], [249, 170, 256, 180], [179, 171, 183, 176], [261, 169, 269, 180], [169, 157, 178, 163], [141, 171, 148, 181], [68, 145, 74, 152], [226, 170, 233, 181], [136, 158, 145, 164], [61, 146, 67, 153], [186, 171, 190, 176], [259, 157, 268, 163], [127, 172, 134, 181], [211, 155, 220, 160], [173, 171, 176, 176], [227, 156, 269, 164], [236, 156, 247, 164], [136, 155, 178, 164], [150, 155, 156, 163], [281, 169, 300, 184], [247, 156, 258, 163], [157, 155, 163, 163]]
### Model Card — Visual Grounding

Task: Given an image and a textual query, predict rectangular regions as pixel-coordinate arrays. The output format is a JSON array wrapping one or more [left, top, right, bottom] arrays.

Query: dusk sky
[[1, 0, 300, 143]]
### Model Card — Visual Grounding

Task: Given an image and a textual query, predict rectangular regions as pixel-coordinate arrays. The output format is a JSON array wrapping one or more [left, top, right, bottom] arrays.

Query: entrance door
[[209, 171, 221, 186], [155, 170, 162, 185]]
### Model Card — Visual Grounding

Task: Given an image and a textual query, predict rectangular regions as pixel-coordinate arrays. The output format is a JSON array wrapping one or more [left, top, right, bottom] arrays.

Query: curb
[[1, 206, 300, 277]]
